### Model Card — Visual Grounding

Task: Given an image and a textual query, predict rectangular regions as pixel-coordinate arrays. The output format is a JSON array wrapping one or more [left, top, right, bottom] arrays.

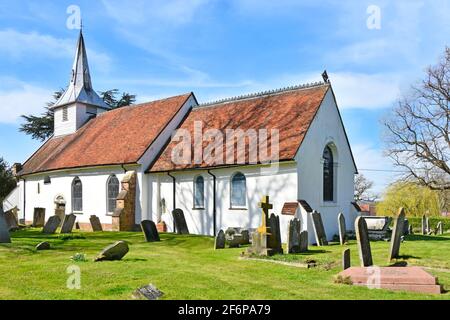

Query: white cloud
[[0, 78, 52, 124], [0, 29, 112, 73]]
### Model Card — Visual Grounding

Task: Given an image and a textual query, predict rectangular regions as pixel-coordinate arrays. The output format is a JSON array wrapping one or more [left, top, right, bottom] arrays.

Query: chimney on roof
[[11, 163, 22, 177]]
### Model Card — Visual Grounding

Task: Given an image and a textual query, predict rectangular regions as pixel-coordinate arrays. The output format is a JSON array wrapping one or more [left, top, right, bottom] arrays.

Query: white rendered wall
[[2, 181, 23, 214], [54, 103, 108, 137], [295, 89, 357, 243], [148, 163, 298, 242]]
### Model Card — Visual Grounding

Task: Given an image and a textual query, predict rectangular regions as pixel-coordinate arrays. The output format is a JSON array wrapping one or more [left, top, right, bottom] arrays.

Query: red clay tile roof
[[148, 84, 330, 172], [281, 202, 299, 215], [19, 93, 192, 175]]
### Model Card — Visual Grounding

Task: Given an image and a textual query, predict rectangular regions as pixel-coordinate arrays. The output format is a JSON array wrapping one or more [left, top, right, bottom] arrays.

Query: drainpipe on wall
[[21, 178, 26, 222], [167, 172, 176, 231], [207, 170, 217, 236]]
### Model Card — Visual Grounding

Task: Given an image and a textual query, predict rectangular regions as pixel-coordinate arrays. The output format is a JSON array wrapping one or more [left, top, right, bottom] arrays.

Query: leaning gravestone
[[42, 215, 61, 234], [338, 212, 346, 245], [89, 215, 103, 232], [172, 209, 189, 235], [0, 208, 11, 243], [311, 211, 328, 246], [60, 214, 76, 234], [4, 209, 19, 231], [342, 248, 351, 270], [437, 222, 443, 235], [268, 213, 283, 254], [355, 217, 373, 267], [215, 229, 225, 249], [422, 215, 427, 234], [388, 208, 406, 261], [32, 208, 46, 227], [36, 241, 50, 251], [94, 241, 129, 261], [287, 218, 301, 253], [140, 220, 160, 242], [299, 230, 308, 252]]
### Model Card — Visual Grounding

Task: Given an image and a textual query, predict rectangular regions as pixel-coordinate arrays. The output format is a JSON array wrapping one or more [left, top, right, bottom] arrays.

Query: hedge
[[404, 216, 450, 233]]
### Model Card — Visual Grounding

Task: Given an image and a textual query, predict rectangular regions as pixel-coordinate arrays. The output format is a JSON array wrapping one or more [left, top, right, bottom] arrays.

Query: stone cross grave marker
[[42, 215, 61, 234], [215, 229, 225, 249], [287, 218, 301, 254], [342, 248, 351, 270], [247, 196, 273, 256], [89, 215, 103, 232], [338, 212, 346, 245], [60, 214, 76, 234], [0, 208, 11, 243], [299, 230, 308, 252], [311, 210, 328, 246], [172, 209, 189, 235], [140, 220, 160, 242], [268, 213, 283, 254], [388, 207, 406, 261], [32, 208, 46, 227], [355, 216, 373, 267]]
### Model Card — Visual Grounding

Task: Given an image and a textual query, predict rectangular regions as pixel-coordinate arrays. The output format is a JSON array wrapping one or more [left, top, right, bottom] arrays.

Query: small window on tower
[[62, 107, 68, 122]]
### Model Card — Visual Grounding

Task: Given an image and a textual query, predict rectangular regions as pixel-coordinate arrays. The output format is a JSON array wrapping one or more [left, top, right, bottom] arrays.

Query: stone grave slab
[[32, 208, 46, 227], [355, 217, 373, 267], [267, 213, 283, 254], [287, 218, 301, 254], [89, 215, 103, 232], [0, 208, 11, 243], [215, 230, 225, 249], [338, 212, 346, 245], [388, 208, 406, 261], [338, 267, 441, 294], [60, 214, 76, 233]]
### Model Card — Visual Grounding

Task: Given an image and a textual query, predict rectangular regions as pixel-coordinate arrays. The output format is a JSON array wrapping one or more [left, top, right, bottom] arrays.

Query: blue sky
[[0, 0, 449, 194]]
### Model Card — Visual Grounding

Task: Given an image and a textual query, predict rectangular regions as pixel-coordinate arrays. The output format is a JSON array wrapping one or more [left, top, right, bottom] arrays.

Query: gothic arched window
[[193, 175, 205, 209], [323, 146, 334, 202], [231, 172, 246, 208], [72, 177, 83, 212], [107, 175, 120, 214]]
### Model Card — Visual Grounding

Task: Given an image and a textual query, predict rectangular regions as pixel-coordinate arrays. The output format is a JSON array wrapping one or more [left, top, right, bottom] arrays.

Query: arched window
[[72, 177, 83, 212], [231, 172, 246, 208], [107, 175, 120, 214], [323, 146, 334, 202], [193, 176, 205, 209]]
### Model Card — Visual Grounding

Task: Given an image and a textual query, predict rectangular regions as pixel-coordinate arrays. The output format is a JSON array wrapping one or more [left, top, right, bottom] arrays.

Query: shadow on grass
[[404, 235, 450, 241], [398, 254, 422, 260]]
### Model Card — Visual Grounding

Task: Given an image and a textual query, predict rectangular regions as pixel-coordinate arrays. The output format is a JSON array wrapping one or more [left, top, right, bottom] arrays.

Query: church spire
[[52, 30, 109, 110]]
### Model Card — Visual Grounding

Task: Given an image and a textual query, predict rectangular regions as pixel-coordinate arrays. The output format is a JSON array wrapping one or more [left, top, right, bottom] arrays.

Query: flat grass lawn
[[1, 229, 450, 300]]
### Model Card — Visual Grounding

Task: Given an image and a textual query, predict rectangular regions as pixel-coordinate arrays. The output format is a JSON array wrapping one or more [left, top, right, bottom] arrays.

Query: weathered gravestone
[[94, 241, 129, 262], [55, 208, 65, 227], [267, 213, 283, 254], [299, 230, 308, 252], [311, 210, 328, 246], [228, 234, 243, 248], [355, 217, 373, 267], [422, 215, 427, 234], [4, 209, 19, 231], [287, 218, 301, 253], [172, 209, 189, 234], [241, 230, 250, 245], [132, 284, 164, 300], [247, 196, 274, 256], [42, 215, 61, 234], [0, 208, 11, 243], [437, 222, 443, 235], [388, 208, 406, 261], [32, 208, 46, 227], [140, 220, 160, 242], [60, 214, 76, 233], [338, 212, 346, 245], [89, 215, 103, 232], [215, 229, 225, 249], [36, 241, 50, 251], [342, 248, 351, 270]]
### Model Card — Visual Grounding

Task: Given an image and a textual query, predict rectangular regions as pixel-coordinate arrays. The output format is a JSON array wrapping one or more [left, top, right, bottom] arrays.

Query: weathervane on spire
[[322, 70, 330, 83]]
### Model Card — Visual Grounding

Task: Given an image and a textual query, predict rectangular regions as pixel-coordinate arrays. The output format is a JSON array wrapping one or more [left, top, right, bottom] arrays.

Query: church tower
[[51, 30, 110, 137]]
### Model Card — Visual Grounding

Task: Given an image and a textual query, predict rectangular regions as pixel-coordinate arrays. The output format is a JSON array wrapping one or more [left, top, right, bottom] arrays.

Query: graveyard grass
[[1, 230, 450, 300]]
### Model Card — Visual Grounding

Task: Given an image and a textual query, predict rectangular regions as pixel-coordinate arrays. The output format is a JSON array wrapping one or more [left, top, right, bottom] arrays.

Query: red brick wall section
[[112, 171, 137, 231]]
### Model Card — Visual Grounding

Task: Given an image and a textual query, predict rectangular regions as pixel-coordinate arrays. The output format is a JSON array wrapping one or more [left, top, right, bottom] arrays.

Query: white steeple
[[52, 30, 109, 110]]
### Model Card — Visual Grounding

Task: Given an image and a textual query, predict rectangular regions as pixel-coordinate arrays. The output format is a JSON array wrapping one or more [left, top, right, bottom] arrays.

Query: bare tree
[[384, 47, 450, 190], [354, 174, 376, 201]]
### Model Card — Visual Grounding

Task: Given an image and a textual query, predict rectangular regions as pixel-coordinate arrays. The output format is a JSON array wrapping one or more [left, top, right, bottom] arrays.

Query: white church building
[[3, 31, 359, 243]]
